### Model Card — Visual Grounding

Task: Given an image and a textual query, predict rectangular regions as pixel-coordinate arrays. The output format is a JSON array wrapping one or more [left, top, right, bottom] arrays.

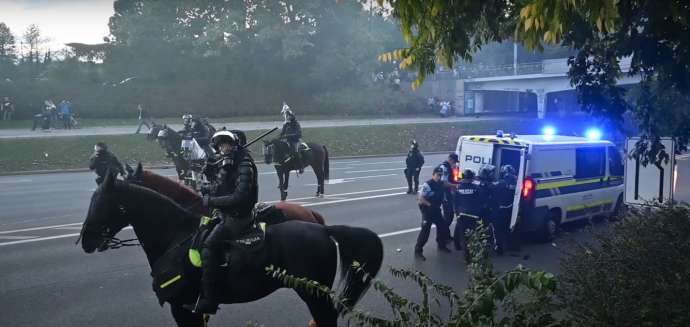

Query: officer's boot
[[194, 247, 222, 314]]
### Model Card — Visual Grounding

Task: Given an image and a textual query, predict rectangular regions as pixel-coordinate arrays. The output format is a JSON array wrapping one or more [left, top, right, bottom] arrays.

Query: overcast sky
[[0, 0, 114, 50]]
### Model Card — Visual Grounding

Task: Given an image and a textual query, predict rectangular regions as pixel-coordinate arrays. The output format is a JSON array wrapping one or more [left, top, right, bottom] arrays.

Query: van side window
[[575, 147, 606, 178], [608, 147, 624, 176]]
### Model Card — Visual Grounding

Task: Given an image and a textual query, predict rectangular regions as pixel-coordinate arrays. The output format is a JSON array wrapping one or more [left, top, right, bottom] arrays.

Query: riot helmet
[[500, 164, 516, 179], [182, 114, 193, 127], [462, 169, 476, 180], [478, 164, 496, 181], [211, 130, 239, 155]]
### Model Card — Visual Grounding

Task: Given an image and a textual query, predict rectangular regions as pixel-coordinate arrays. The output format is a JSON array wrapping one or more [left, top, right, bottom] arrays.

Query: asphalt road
[[0, 116, 505, 139], [1, 154, 688, 327]]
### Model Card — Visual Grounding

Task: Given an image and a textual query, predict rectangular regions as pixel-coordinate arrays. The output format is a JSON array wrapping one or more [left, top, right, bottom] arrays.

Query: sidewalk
[[0, 116, 505, 139]]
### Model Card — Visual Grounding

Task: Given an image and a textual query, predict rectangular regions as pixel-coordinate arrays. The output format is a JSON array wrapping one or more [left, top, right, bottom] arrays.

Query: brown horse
[[125, 163, 325, 225]]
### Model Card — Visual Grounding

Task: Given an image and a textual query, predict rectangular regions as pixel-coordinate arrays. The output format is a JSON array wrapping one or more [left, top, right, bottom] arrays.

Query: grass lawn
[[0, 119, 538, 174]]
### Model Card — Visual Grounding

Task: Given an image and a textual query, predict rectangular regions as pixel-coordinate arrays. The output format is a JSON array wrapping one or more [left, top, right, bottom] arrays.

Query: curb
[[0, 151, 453, 176]]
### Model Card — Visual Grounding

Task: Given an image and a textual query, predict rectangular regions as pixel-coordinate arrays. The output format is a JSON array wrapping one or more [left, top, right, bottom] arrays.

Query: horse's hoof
[[308, 320, 318, 327]]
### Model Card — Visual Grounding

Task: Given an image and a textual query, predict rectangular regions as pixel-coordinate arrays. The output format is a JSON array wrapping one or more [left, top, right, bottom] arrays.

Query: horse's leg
[[170, 304, 206, 327], [312, 162, 324, 198], [295, 291, 337, 327], [283, 171, 291, 201]]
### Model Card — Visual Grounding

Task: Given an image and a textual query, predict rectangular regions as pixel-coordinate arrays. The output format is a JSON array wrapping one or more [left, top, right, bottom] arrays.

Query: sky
[[0, 0, 114, 50]]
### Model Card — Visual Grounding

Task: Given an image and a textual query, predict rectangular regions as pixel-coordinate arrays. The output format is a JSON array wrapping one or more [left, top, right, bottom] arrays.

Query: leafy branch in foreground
[[265, 222, 568, 326]]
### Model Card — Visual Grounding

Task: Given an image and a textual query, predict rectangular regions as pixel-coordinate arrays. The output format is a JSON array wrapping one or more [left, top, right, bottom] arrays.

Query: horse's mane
[[142, 170, 207, 215], [113, 180, 199, 222]]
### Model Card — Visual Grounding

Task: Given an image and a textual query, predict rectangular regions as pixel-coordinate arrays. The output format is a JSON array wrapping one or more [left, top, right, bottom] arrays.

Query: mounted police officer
[[491, 165, 517, 255], [188, 130, 258, 314], [414, 167, 452, 260], [404, 140, 425, 194], [88, 142, 125, 185], [454, 169, 482, 262], [437, 153, 459, 241], [180, 113, 213, 156], [279, 103, 304, 173]]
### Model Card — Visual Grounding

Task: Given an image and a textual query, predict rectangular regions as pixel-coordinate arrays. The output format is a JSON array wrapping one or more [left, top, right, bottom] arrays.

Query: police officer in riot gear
[[437, 153, 459, 240], [88, 142, 125, 185], [188, 130, 258, 314], [279, 106, 304, 173], [491, 165, 517, 255], [180, 113, 213, 156], [414, 167, 451, 260], [404, 140, 425, 194], [477, 164, 497, 251], [454, 169, 483, 262]]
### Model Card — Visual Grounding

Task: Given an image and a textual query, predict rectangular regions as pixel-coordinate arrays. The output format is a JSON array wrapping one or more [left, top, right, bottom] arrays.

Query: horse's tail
[[326, 225, 382, 314], [310, 209, 326, 225], [322, 145, 329, 180]]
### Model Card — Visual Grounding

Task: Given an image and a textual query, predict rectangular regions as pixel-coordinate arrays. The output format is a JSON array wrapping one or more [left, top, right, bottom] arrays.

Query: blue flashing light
[[542, 126, 556, 137], [585, 128, 602, 140]]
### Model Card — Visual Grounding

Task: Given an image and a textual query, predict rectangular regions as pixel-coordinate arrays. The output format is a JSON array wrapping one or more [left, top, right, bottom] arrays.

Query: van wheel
[[609, 195, 624, 222], [537, 211, 559, 243]]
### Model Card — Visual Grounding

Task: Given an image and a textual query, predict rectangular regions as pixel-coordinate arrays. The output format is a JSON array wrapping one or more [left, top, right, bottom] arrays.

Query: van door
[[510, 148, 527, 230]]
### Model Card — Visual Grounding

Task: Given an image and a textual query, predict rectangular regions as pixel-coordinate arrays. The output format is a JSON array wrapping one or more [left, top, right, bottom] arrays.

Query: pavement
[[1, 154, 688, 327], [0, 116, 506, 139]]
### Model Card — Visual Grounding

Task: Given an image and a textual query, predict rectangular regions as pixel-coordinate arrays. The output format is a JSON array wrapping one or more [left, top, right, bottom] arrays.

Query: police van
[[455, 131, 625, 241]]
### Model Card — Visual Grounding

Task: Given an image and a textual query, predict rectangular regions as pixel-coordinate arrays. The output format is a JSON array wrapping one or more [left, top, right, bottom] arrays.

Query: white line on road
[[0, 235, 38, 240], [0, 222, 82, 234], [302, 192, 405, 207], [0, 179, 32, 184], [345, 166, 428, 174], [265, 187, 406, 204], [0, 226, 133, 247], [345, 160, 402, 166]]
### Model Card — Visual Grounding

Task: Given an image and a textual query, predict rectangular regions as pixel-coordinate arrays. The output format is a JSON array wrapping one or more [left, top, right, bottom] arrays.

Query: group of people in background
[[31, 99, 76, 130], [427, 97, 456, 118], [406, 142, 517, 263], [1, 96, 15, 121]]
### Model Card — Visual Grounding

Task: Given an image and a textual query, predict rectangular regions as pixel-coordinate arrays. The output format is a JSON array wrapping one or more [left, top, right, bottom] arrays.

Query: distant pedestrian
[[1, 96, 15, 121], [44, 100, 57, 129], [440, 101, 450, 117], [414, 167, 452, 260], [404, 139, 424, 194], [59, 100, 73, 129], [135, 104, 153, 134], [31, 106, 50, 131], [89, 142, 125, 185]]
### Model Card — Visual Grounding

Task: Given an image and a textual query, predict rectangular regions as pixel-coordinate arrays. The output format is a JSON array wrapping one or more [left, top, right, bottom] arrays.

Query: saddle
[[150, 209, 268, 306]]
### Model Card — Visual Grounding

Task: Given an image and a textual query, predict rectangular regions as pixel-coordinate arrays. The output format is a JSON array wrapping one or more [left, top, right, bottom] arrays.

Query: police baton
[[241, 127, 279, 150]]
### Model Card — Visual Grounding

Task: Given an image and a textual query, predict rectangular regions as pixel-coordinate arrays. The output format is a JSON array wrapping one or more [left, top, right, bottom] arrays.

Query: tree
[[379, 0, 690, 163], [0, 22, 16, 79], [22, 24, 44, 64]]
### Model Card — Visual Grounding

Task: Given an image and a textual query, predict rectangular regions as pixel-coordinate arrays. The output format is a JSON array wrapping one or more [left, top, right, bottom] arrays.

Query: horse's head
[[147, 123, 163, 141], [80, 171, 131, 253], [124, 162, 145, 185], [263, 138, 290, 164]]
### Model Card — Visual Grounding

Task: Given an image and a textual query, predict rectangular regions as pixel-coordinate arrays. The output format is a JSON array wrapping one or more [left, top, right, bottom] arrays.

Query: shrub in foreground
[[559, 204, 690, 327]]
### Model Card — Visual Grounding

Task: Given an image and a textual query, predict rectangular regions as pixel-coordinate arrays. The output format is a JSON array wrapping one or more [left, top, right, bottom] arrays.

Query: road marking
[[0, 235, 38, 240], [307, 174, 398, 186], [265, 187, 406, 203], [0, 226, 133, 247], [0, 222, 83, 234], [677, 154, 690, 160], [53, 226, 85, 230], [346, 166, 429, 174], [302, 192, 405, 207], [0, 179, 32, 184], [345, 160, 401, 166]]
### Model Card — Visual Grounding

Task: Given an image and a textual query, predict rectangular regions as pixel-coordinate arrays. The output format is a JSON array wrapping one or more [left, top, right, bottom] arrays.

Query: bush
[[559, 204, 690, 327]]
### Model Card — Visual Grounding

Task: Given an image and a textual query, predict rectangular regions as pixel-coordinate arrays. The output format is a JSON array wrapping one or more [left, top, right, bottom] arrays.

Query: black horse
[[263, 139, 329, 201], [79, 172, 382, 327], [148, 123, 189, 180]]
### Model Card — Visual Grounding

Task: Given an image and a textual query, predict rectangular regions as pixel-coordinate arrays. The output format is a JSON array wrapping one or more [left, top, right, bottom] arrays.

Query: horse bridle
[[75, 204, 141, 251]]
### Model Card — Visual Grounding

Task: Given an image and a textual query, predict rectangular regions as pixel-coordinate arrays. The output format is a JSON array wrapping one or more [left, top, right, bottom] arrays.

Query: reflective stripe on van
[[534, 176, 623, 198], [467, 137, 524, 146]]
